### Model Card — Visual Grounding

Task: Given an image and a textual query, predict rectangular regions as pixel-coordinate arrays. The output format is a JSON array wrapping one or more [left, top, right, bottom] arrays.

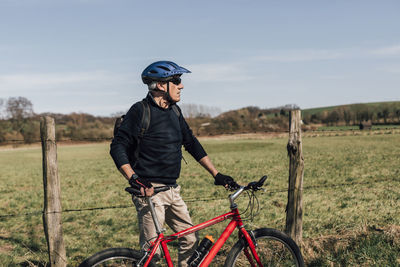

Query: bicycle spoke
[[233, 237, 299, 267], [91, 257, 137, 267], [243, 247, 257, 266]]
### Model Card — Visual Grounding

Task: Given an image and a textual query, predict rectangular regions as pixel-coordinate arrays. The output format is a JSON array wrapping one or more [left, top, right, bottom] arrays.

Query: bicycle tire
[[78, 247, 155, 267], [224, 228, 304, 267]]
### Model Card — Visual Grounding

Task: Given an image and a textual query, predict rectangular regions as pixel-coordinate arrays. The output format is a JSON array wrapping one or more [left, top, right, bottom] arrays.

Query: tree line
[[302, 103, 400, 126], [0, 97, 114, 144], [1, 96, 399, 144]]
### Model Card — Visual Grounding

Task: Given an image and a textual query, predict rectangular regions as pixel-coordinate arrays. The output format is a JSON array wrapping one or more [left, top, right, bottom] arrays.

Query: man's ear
[[156, 82, 166, 91]]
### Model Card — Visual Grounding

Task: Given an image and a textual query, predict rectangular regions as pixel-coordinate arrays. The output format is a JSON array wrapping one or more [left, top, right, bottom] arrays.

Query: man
[[110, 61, 238, 267]]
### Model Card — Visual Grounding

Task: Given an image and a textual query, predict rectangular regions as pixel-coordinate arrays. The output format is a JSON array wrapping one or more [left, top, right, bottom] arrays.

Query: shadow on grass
[[305, 225, 400, 266], [0, 235, 43, 254], [0, 215, 49, 265], [19, 261, 49, 267], [0, 234, 49, 266]]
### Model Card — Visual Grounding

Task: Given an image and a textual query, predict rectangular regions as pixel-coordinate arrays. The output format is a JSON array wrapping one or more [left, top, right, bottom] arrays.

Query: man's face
[[166, 77, 184, 103]]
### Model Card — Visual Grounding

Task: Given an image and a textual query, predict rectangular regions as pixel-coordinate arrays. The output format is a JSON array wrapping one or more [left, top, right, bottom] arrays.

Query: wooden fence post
[[285, 110, 304, 246], [41, 116, 67, 267]]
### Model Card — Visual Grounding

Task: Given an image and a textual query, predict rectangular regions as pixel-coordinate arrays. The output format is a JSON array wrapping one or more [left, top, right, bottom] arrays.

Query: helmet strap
[[166, 81, 175, 104], [151, 81, 175, 105]]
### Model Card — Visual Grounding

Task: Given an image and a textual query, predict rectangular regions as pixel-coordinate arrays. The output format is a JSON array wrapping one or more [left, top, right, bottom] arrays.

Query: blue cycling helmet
[[141, 61, 191, 84]]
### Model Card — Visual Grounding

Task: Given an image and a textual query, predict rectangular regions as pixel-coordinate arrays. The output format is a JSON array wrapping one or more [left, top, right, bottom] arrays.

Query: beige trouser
[[132, 184, 197, 267]]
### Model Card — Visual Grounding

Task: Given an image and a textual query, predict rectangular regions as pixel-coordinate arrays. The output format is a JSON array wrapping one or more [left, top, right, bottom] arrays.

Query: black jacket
[[110, 93, 207, 185]]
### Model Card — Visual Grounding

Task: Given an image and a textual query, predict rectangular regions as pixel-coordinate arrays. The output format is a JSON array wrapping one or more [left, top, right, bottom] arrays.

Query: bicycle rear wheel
[[79, 247, 150, 267], [224, 228, 304, 267]]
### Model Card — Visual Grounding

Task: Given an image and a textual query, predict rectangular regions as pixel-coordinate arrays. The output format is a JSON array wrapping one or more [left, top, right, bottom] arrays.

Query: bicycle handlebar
[[229, 175, 268, 208], [125, 175, 268, 200]]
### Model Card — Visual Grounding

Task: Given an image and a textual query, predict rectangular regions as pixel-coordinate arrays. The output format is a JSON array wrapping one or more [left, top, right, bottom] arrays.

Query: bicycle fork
[[240, 229, 262, 267], [200, 221, 263, 267]]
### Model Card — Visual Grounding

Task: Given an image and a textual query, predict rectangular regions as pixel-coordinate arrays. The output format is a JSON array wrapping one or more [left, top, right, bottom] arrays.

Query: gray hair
[[148, 81, 158, 91]]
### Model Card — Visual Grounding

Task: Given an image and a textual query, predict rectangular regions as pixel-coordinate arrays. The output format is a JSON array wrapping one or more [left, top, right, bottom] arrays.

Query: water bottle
[[187, 235, 214, 266]]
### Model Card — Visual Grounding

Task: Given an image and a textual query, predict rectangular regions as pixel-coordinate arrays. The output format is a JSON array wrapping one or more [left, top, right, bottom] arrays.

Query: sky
[[0, 0, 399, 116]]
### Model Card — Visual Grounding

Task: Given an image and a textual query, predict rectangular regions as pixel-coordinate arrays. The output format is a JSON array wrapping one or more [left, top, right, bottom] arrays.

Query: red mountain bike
[[79, 176, 304, 266]]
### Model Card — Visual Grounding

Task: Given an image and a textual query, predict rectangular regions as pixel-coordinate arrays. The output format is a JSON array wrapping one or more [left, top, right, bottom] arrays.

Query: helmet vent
[[158, 66, 171, 71], [149, 70, 158, 74]]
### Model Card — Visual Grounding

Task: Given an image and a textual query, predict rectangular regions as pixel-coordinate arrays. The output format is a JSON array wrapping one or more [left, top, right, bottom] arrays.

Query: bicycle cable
[[238, 189, 260, 222]]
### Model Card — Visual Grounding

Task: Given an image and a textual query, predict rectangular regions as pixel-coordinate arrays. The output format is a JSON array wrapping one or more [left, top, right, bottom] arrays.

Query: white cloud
[[1, 71, 110, 86], [186, 63, 254, 83], [379, 65, 400, 73], [0, 71, 137, 94], [371, 45, 400, 56], [0, 0, 107, 7], [253, 49, 344, 62], [251, 45, 400, 62], [0, 45, 17, 52]]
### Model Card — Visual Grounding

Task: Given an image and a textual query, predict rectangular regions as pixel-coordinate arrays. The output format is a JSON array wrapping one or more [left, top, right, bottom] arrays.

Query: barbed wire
[[0, 204, 133, 219], [0, 137, 114, 145], [1, 176, 398, 220]]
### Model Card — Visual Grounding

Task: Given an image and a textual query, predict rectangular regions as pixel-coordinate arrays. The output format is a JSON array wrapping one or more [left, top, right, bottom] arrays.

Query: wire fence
[[1, 176, 398, 220], [0, 137, 113, 145]]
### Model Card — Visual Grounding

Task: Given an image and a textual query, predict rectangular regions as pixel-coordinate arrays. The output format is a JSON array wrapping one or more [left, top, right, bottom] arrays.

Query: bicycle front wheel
[[79, 247, 148, 267], [224, 228, 304, 267]]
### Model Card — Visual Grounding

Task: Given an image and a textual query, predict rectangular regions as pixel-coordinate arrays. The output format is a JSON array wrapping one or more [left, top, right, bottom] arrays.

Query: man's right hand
[[214, 173, 240, 191], [129, 174, 154, 196]]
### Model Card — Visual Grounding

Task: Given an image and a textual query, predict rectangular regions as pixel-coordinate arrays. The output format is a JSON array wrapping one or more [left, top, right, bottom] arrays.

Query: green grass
[[0, 134, 400, 266], [317, 125, 400, 131]]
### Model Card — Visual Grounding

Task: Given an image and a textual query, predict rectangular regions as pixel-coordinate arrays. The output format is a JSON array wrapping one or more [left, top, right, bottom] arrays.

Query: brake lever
[[245, 175, 268, 191], [244, 182, 260, 191], [249, 182, 259, 190]]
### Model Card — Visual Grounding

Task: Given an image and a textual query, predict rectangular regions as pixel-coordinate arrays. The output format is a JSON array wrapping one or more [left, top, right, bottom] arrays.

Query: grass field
[[316, 125, 400, 131], [0, 132, 399, 266]]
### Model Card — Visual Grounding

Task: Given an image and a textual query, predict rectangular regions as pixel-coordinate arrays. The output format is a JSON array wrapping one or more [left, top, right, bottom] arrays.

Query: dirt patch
[[384, 225, 400, 245], [302, 231, 353, 261], [0, 233, 14, 254], [0, 143, 41, 151], [0, 244, 14, 254]]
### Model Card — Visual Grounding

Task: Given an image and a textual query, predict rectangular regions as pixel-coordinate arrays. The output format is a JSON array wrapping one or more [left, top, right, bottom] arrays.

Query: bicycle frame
[[141, 203, 263, 267]]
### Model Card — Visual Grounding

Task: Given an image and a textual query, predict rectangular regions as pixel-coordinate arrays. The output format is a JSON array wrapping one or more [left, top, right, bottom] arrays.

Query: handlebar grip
[[259, 175, 268, 186], [125, 187, 141, 195], [244, 175, 268, 191]]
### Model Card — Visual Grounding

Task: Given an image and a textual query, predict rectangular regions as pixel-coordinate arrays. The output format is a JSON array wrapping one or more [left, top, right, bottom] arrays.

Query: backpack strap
[[139, 99, 151, 139], [171, 104, 188, 164], [171, 105, 181, 118], [134, 99, 151, 163], [113, 115, 125, 138]]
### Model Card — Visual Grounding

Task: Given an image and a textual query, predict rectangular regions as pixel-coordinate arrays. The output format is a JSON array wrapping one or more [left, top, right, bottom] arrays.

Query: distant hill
[[302, 101, 400, 116], [300, 101, 400, 126]]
